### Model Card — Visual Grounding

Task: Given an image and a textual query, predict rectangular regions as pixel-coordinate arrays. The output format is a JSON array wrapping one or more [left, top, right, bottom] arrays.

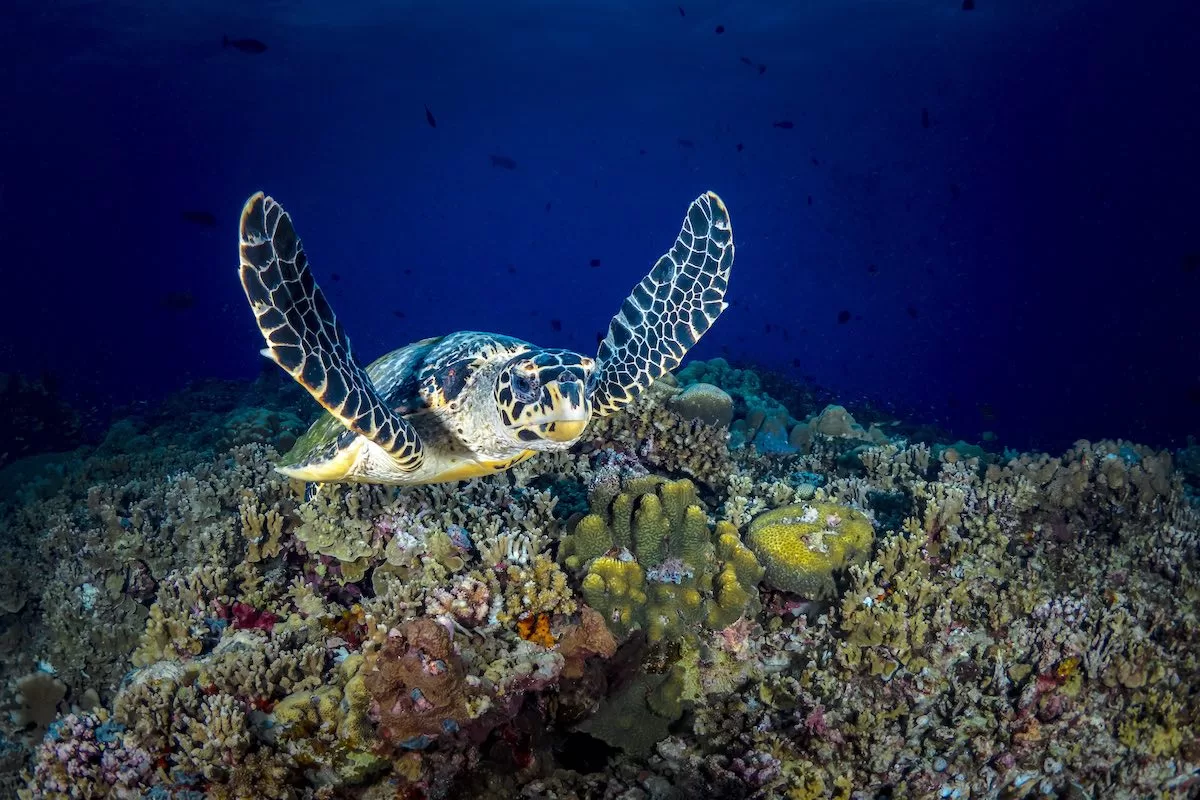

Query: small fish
[[550, 319, 563, 332], [811, 156, 821, 165], [736, 142, 744, 152], [837, 309, 851, 324], [589, 258, 602, 267], [921, 108, 930, 129], [677, 138, 695, 148], [792, 358, 802, 368], [424, 105, 437, 128], [962, 0, 976, 9], [222, 35, 267, 54], [595, 331, 605, 345], [180, 210, 216, 227], [739, 57, 767, 75], [906, 304, 919, 319], [867, 264, 879, 275], [639, 148, 647, 155], [678, 5, 686, 16], [807, 195, 813, 205], [507, 265, 517, 274], [545, 202, 551, 212], [489, 154, 517, 169], [161, 291, 195, 311], [330, 272, 341, 281], [764, 323, 773, 334], [403, 268, 413, 275], [773, 120, 794, 129], [714, 24, 725, 34], [393, 310, 406, 319]]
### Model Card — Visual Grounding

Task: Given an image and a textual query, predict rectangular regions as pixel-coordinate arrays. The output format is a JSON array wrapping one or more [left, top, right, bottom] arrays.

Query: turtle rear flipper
[[592, 191, 734, 416], [237, 192, 424, 472]]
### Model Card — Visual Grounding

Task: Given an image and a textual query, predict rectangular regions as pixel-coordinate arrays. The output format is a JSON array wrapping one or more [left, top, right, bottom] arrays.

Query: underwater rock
[[669, 382, 734, 428]]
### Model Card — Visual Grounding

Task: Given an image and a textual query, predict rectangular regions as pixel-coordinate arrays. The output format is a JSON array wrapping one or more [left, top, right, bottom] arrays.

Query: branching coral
[[585, 381, 733, 491]]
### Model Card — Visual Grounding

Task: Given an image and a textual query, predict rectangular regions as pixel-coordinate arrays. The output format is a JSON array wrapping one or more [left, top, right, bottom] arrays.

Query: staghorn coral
[[5, 366, 1200, 799], [173, 691, 253, 780], [295, 484, 390, 584], [131, 561, 231, 666], [270, 653, 387, 785], [490, 554, 578, 627]]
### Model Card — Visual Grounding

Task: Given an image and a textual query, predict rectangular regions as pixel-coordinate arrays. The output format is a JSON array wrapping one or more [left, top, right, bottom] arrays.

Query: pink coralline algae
[[228, 601, 279, 632], [27, 713, 152, 797]]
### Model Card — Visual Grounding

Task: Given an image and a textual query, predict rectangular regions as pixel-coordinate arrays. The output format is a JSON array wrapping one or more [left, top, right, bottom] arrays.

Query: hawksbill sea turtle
[[237, 190, 734, 485]]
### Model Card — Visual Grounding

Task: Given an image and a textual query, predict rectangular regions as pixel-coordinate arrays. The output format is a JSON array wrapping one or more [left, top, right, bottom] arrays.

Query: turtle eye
[[512, 371, 539, 403]]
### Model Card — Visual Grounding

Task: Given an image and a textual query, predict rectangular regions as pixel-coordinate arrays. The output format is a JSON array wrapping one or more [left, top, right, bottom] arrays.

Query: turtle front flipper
[[237, 192, 424, 473], [591, 191, 734, 417]]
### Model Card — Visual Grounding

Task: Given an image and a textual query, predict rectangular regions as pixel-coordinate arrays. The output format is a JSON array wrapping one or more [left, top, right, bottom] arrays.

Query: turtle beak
[[538, 380, 589, 442]]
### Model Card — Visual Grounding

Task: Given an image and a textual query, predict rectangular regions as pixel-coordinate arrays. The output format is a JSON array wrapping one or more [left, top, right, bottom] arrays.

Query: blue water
[[2, 0, 1197, 452]]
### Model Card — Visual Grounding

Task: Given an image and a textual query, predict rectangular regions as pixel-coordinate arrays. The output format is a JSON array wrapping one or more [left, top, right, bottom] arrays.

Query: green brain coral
[[746, 503, 874, 598]]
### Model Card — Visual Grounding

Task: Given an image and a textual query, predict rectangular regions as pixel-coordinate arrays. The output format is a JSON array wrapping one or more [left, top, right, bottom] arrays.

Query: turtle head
[[495, 349, 596, 447]]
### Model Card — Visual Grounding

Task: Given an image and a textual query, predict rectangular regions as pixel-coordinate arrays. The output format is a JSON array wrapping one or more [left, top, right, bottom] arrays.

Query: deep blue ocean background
[[2, 0, 1197, 455]]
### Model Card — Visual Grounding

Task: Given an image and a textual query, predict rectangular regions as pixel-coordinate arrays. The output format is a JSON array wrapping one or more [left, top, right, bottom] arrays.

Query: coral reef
[[0, 368, 1196, 799]]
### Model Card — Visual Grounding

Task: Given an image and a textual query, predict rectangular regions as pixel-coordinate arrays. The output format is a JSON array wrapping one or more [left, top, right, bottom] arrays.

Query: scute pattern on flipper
[[237, 192, 424, 472], [591, 191, 734, 417]]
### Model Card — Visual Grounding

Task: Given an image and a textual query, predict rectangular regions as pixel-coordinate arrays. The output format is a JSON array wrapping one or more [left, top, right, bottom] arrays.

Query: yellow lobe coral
[[747, 503, 874, 598], [581, 557, 647, 637]]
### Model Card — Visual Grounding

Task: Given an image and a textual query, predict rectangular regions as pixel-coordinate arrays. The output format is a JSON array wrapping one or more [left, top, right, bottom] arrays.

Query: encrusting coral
[[746, 502, 874, 598]]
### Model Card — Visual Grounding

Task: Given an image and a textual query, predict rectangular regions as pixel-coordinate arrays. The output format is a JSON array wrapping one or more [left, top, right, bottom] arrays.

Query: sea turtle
[[237, 190, 734, 485]]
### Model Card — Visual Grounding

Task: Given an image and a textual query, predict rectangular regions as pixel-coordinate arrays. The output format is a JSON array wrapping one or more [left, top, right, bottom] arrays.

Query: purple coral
[[27, 713, 153, 797], [729, 749, 782, 788]]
